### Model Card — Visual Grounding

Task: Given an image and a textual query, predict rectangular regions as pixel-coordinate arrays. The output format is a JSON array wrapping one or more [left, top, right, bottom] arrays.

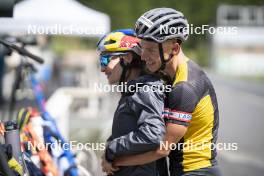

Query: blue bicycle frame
[[29, 74, 78, 176]]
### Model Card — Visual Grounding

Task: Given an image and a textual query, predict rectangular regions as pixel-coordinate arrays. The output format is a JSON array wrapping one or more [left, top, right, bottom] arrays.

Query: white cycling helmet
[[135, 8, 189, 43]]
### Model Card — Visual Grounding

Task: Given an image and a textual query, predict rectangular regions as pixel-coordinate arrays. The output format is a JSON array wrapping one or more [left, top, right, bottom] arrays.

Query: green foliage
[[50, 36, 98, 55], [77, 0, 264, 66], [79, 0, 263, 30]]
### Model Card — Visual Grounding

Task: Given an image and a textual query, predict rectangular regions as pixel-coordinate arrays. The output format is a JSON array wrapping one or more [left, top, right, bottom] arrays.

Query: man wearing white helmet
[[112, 8, 222, 176]]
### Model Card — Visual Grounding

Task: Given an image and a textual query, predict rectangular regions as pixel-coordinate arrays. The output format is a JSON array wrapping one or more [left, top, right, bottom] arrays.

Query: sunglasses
[[100, 54, 112, 68], [99, 53, 128, 68]]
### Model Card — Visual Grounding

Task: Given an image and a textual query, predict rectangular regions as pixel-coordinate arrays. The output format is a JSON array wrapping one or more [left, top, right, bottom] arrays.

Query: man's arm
[[114, 83, 198, 166], [113, 123, 187, 166]]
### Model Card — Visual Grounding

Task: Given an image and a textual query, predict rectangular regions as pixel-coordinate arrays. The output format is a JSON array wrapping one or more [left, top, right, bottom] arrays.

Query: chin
[[146, 63, 157, 73], [108, 80, 114, 85], [148, 66, 158, 73], [108, 79, 117, 85]]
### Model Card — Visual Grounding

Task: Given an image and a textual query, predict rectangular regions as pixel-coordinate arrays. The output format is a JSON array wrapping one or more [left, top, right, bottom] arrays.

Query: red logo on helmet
[[120, 36, 140, 49]]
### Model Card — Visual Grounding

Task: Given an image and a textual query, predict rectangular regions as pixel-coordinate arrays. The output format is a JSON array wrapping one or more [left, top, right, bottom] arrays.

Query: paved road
[[207, 72, 264, 176]]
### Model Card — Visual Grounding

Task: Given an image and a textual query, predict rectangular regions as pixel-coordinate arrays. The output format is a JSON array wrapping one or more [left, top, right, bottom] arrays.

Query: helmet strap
[[119, 59, 129, 85], [118, 55, 142, 84], [158, 43, 166, 71], [156, 43, 174, 72]]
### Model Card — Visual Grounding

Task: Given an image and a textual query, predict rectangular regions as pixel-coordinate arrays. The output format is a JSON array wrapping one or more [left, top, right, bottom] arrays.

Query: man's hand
[[101, 154, 119, 175], [113, 123, 187, 167]]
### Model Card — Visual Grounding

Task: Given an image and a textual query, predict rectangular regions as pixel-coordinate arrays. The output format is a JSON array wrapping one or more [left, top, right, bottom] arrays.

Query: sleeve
[[105, 86, 166, 162], [164, 82, 199, 127]]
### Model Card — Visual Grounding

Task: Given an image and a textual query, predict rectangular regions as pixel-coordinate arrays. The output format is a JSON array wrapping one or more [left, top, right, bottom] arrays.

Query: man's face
[[140, 40, 161, 73], [141, 39, 179, 73]]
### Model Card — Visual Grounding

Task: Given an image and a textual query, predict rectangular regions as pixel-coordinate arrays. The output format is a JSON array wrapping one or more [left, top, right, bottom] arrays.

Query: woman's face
[[101, 56, 122, 84]]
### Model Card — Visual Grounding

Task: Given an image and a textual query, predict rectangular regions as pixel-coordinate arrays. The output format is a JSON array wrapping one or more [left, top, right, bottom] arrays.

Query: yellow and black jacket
[[163, 58, 219, 175]]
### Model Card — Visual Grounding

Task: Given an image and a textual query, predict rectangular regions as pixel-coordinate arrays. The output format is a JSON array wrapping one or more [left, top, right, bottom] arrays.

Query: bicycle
[[0, 38, 93, 176]]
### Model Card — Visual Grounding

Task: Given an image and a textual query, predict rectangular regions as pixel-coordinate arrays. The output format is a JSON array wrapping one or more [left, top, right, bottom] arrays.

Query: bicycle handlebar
[[0, 39, 44, 64]]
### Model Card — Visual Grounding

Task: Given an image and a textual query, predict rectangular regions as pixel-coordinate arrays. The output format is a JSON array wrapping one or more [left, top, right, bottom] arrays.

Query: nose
[[141, 50, 147, 61]]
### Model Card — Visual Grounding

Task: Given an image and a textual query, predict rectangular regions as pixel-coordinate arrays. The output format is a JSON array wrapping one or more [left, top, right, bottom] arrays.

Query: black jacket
[[105, 74, 166, 176]]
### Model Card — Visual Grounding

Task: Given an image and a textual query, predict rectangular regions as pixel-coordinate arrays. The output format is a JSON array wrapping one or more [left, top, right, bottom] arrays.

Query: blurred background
[[0, 0, 264, 175]]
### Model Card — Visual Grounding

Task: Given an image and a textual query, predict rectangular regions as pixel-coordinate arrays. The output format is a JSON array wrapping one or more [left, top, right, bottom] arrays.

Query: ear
[[122, 53, 133, 64], [172, 41, 180, 55]]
